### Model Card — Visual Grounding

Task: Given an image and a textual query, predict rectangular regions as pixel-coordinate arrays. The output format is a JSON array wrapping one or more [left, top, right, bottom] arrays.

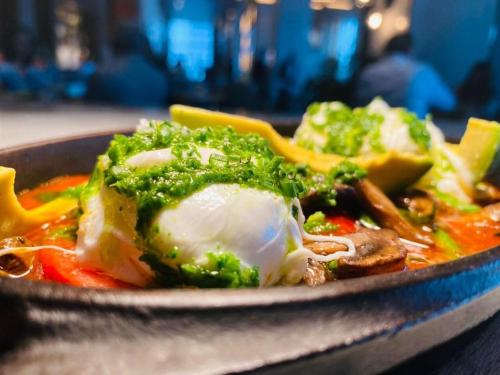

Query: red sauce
[[18, 175, 89, 209], [322, 208, 500, 271], [405, 209, 500, 270]]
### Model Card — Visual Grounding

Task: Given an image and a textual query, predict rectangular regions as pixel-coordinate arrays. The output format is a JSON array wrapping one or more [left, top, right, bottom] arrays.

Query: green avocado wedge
[[359, 151, 433, 194], [456, 118, 500, 182], [415, 118, 500, 200]]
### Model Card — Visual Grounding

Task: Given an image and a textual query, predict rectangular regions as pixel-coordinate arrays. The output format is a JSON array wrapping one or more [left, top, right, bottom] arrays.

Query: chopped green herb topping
[[295, 101, 432, 157], [304, 211, 338, 234], [297, 102, 385, 157], [297, 165, 338, 207], [103, 121, 306, 231], [329, 160, 367, 185], [326, 259, 339, 272], [141, 251, 259, 288], [400, 111, 431, 151], [295, 161, 366, 207]]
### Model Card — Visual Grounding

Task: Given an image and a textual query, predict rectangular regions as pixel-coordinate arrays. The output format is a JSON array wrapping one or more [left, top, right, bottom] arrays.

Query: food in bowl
[[1, 100, 499, 289]]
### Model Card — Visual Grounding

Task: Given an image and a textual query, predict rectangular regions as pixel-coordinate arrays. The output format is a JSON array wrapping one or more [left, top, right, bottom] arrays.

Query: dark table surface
[[386, 312, 500, 375]]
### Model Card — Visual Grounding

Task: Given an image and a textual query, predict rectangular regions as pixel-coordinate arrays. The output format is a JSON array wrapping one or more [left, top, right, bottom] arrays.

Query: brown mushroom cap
[[336, 229, 407, 278], [304, 228, 407, 281]]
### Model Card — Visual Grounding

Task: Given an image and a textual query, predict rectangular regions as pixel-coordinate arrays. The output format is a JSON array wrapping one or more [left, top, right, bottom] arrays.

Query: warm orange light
[[395, 16, 409, 32], [311, 0, 354, 11], [255, 0, 277, 4]]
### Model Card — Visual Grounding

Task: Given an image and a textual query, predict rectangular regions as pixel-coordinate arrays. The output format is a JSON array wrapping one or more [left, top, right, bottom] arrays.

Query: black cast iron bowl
[[0, 131, 499, 375]]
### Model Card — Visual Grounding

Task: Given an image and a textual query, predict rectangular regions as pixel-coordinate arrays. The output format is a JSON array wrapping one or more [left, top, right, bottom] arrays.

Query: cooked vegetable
[[483, 202, 500, 222], [294, 101, 385, 156], [36, 185, 85, 203], [336, 229, 407, 278], [305, 228, 407, 278], [304, 211, 338, 234], [433, 191, 480, 213], [299, 161, 366, 209], [415, 117, 500, 203], [39, 249, 133, 288], [434, 229, 461, 259], [329, 160, 367, 185], [456, 118, 500, 182], [354, 179, 434, 245], [474, 182, 500, 205]]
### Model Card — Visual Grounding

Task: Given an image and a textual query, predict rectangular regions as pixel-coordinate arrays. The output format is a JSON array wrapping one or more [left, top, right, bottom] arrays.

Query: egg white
[[76, 145, 310, 286], [151, 183, 304, 286], [76, 186, 153, 286]]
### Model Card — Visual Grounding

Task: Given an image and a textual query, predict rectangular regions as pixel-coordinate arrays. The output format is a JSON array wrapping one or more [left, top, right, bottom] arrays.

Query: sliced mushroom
[[354, 179, 434, 245], [304, 228, 407, 279], [0, 236, 34, 278], [303, 259, 333, 287], [336, 229, 407, 278]]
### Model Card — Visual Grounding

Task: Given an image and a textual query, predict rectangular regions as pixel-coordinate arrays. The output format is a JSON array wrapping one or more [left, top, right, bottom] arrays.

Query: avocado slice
[[170, 105, 432, 193], [456, 118, 500, 182], [415, 118, 500, 200]]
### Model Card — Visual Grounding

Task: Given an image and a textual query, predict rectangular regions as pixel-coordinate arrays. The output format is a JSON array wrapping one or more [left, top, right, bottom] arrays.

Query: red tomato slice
[[326, 215, 357, 235], [38, 249, 132, 289]]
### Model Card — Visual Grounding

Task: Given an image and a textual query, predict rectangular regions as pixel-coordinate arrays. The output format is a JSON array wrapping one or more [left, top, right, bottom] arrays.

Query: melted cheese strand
[[293, 198, 357, 261], [0, 245, 73, 258]]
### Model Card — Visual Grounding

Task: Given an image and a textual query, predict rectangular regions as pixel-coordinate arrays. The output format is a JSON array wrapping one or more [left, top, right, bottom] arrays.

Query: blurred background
[[1, 0, 500, 145]]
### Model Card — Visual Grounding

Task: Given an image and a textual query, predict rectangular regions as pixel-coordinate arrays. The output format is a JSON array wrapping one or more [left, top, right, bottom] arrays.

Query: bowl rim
[[0, 131, 499, 309]]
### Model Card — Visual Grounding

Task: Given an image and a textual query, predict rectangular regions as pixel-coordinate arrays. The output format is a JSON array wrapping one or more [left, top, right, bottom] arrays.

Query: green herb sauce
[[103, 121, 306, 231], [296, 101, 432, 157], [298, 102, 385, 157], [400, 111, 431, 151], [141, 251, 259, 288]]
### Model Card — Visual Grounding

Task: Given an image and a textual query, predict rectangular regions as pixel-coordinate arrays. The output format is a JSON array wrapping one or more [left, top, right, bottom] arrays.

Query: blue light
[[333, 17, 359, 82], [167, 18, 214, 82]]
